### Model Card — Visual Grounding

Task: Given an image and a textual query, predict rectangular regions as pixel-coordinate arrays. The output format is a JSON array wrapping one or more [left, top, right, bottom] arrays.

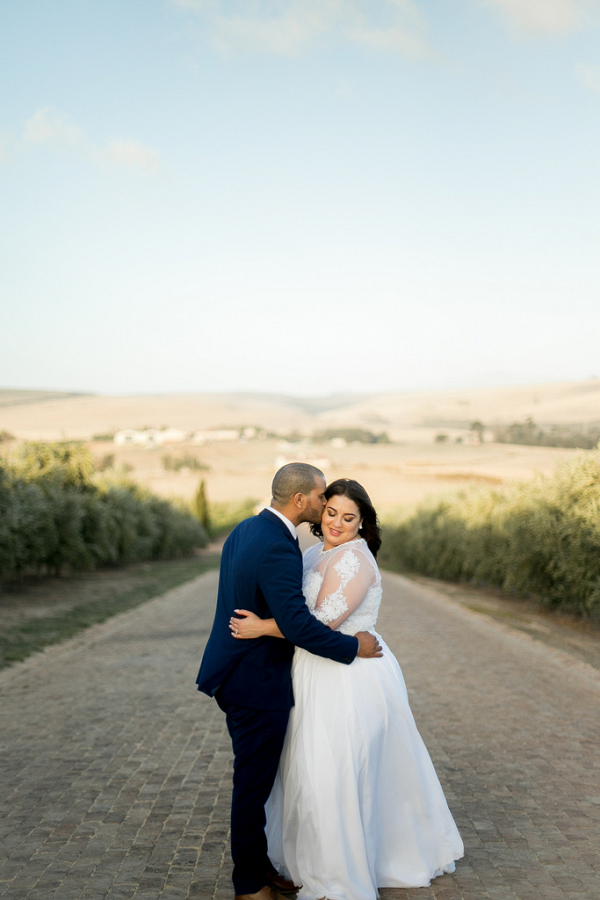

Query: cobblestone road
[[1, 569, 599, 900]]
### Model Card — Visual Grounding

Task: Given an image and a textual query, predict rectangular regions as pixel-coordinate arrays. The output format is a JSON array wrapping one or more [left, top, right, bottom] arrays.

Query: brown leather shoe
[[234, 885, 289, 900], [267, 871, 302, 896]]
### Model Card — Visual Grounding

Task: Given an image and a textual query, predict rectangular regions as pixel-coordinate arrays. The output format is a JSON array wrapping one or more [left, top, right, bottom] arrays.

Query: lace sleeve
[[313, 547, 375, 629]]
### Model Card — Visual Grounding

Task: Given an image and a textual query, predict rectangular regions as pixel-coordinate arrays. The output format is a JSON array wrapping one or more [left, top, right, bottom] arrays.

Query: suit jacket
[[196, 509, 358, 709]]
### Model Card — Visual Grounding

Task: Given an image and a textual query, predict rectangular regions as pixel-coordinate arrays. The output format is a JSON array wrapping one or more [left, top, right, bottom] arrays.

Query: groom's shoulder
[[227, 509, 286, 547], [247, 508, 286, 535]]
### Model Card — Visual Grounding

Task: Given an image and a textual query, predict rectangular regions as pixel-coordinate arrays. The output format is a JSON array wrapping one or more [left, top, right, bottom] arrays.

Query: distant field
[[84, 435, 574, 517], [0, 383, 596, 514]]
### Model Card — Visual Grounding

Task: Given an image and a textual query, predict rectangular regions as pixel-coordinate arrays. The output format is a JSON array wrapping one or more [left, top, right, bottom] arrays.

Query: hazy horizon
[[0, 375, 600, 402], [3, 373, 600, 403]]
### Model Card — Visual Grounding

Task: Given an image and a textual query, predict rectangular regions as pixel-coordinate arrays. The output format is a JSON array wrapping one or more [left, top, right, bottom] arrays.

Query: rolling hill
[[0, 380, 599, 441]]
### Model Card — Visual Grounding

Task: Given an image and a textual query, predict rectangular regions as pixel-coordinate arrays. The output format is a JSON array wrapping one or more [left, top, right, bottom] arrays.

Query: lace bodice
[[302, 538, 382, 635]]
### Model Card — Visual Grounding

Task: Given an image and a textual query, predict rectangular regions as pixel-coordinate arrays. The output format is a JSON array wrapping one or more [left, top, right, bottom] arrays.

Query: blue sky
[[1, 0, 599, 396]]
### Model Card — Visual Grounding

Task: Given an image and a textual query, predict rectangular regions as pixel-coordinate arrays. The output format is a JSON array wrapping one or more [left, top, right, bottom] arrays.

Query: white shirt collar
[[266, 506, 298, 539]]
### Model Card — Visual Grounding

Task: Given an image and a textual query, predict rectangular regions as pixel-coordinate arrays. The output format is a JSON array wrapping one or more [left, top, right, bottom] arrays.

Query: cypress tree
[[193, 479, 211, 535]]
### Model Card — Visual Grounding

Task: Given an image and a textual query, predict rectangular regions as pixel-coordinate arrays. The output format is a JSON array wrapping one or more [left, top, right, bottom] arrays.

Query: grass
[[0, 552, 220, 670]]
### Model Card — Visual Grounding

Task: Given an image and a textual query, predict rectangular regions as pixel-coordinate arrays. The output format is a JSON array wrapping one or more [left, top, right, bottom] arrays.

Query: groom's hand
[[355, 632, 383, 658]]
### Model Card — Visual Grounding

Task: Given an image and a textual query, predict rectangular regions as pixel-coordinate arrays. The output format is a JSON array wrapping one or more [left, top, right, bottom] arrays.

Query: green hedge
[[208, 497, 258, 537], [379, 451, 600, 618], [0, 442, 208, 579]]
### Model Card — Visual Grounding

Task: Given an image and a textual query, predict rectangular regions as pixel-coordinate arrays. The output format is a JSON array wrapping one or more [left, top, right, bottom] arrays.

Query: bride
[[229, 478, 463, 900]]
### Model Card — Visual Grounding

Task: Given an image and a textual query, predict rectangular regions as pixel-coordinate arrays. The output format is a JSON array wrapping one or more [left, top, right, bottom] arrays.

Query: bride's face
[[321, 494, 362, 550]]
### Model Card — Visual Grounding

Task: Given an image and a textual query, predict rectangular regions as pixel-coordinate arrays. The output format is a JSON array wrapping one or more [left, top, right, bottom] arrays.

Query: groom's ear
[[293, 492, 305, 509]]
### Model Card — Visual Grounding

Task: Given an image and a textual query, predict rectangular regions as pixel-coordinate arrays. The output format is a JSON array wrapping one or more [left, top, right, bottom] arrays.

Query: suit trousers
[[217, 698, 290, 895]]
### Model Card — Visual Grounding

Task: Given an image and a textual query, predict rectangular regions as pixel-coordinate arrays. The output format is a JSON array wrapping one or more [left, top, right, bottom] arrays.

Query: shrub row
[[493, 417, 600, 449], [0, 442, 208, 579], [379, 451, 600, 618]]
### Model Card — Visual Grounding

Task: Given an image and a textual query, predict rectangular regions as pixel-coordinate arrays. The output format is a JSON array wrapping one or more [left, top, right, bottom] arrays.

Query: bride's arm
[[314, 549, 375, 631], [229, 609, 285, 639], [229, 548, 376, 637]]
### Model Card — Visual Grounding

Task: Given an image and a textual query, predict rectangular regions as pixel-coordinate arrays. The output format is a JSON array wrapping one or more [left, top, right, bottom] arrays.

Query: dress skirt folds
[[265, 634, 464, 900]]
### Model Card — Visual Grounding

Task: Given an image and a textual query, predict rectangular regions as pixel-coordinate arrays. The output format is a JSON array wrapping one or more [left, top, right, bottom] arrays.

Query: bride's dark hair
[[311, 478, 382, 558]]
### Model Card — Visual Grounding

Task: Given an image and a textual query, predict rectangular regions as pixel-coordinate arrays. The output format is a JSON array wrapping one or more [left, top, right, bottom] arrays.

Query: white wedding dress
[[265, 538, 464, 900]]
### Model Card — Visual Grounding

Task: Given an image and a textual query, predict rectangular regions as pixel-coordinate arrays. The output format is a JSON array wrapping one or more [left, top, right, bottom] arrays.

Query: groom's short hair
[[271, 463, 325, 505]]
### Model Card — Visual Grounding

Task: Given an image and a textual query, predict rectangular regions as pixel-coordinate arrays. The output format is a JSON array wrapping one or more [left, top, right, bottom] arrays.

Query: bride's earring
[[359, 523, 363, 530]]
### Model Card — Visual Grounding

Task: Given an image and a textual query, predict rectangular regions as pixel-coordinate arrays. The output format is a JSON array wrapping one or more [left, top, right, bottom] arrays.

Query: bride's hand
[[229, 609, 268, 639]]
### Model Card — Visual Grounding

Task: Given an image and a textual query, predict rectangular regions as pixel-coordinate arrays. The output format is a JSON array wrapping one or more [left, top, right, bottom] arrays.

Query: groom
[[197, 463, 382, 900]]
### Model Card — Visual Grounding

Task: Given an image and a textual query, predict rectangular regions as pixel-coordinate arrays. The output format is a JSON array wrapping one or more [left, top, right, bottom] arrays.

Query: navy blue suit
[[196, 509, 358, 894]]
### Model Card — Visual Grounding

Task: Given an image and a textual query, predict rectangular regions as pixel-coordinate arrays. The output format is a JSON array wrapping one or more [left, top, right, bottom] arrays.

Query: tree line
[[0, 442, 208, 581], [493, 418, 600, 449], [380, 451, 600, 618]]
